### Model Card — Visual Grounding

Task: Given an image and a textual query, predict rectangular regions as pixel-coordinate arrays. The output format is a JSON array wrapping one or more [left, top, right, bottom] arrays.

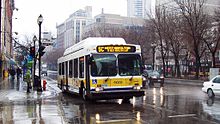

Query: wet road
[[0, 73, 219, 124], [58, 85, 218, 124]]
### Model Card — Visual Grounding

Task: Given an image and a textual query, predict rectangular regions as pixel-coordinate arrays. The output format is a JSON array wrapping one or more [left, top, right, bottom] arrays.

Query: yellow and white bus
[[57, 37, 145, 100]]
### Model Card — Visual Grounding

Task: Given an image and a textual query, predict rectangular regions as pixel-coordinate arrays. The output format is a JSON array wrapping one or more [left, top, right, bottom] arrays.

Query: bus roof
[[58, 37, 141, 63], [63, 37, 126, 56]]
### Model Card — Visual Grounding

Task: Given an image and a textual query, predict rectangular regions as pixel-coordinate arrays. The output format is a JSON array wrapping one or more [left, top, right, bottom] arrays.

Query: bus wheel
[[82, 87, 88, 101], [80, 83, 87, 100]]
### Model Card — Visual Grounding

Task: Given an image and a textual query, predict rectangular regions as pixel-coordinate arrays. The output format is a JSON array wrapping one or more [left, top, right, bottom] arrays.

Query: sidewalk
[[0, 76, 60, 102], [165, 78, 204, 86]]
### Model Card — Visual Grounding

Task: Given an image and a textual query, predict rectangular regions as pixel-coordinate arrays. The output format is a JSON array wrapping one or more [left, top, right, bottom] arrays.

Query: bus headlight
[[134, 86, 141, 90], [142, 76, 146, 81], [95, 87, 103, 92]]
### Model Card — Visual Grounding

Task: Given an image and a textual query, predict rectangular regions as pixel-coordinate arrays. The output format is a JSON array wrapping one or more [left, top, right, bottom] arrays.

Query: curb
[[165, 78, 203, 86]]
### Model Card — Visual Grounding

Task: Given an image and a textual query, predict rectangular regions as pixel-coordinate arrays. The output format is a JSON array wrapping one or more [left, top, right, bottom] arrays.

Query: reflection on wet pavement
[[0, 77, 220, 123], [0, 99, 66, 124]]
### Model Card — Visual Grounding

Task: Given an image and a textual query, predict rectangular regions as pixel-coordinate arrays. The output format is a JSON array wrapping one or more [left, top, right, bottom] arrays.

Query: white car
[[202, 75, 220, 98]]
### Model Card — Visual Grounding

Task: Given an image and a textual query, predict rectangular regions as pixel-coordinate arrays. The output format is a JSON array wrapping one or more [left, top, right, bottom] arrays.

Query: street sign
[[27, 55, 33, 61], [27, 60, 33, 68]]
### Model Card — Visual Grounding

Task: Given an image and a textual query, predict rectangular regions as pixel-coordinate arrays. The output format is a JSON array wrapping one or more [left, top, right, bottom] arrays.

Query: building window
[[96, 18, 101, 22]]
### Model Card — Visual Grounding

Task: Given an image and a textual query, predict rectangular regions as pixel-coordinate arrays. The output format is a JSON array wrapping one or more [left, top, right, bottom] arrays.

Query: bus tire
[[80, 82, 88, 101], [82, 87, 88, 101]]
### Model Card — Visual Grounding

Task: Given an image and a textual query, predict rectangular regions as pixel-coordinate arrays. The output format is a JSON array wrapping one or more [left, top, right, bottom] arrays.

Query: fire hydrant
[[43, 80, 47, 91]]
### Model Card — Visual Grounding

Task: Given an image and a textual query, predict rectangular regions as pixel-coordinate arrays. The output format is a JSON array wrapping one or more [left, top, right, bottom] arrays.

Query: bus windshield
[[91, 54, 117, 76], [118, 54, 141, 76]]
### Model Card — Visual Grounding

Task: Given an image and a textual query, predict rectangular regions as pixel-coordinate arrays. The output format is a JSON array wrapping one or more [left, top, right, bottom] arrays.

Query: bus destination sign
[[97, 45, 136, 53]]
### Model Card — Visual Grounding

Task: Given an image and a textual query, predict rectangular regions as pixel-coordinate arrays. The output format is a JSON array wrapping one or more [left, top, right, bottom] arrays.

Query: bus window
[[59, 63, 61, 75], [91, 54, 117, 76], [65, 61, 68, 76], [79, 57, 84, 78], [69, 60, 73, 78], [62, 62, 64, 75], [74, 59, 78, 78], [118, 54, 141, 76]]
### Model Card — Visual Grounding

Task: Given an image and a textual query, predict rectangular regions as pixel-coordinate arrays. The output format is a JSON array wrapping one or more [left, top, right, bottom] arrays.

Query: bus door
[[85, 55, 90, 95], [65, 61, 68, 90]]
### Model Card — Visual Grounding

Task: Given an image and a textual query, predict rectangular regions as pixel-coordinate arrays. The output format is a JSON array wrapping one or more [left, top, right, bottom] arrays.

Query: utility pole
[[32, 35, 37, 89], [37, 14, 43, 92]]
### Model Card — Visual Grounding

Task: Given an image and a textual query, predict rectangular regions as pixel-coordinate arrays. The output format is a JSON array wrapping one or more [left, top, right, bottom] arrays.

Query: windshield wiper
[[129, 72, 134, 81], [105, 66, 110, 82]]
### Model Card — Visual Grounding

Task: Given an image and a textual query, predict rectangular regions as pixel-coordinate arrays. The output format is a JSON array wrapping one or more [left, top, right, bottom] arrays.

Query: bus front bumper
[[88, 90, 145, 100]]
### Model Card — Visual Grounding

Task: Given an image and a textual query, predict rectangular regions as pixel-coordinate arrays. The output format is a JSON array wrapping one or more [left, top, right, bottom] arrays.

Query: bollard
[[43, 80, 47, 91]]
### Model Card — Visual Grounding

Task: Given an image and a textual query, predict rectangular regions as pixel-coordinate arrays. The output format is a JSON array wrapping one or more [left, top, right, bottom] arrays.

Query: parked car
[[41, 64, 48, 76], [202, 75, 220, 98], [142, 69, 152, 88], [143, 70, 164, 87]]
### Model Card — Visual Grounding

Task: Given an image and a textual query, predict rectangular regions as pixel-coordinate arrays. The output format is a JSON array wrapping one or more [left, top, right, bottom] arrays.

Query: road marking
[[96, 119, 132, 123], [168, 114, 196, 118]]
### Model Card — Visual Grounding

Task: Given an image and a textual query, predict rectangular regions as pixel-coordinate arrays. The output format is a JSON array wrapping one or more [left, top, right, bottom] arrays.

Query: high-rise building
[[56, 6, 93, 49], [56, 23, 65, 50], [127, 0, 155, 19]]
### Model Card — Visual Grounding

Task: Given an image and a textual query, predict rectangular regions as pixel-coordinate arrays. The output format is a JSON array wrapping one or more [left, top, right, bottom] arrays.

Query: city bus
[[57, 37, 145, 100]]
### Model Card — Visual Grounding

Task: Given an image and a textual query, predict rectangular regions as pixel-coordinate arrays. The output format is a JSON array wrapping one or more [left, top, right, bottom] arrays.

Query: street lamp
[[32, 35, 37, 89], [37, 14, 43, 92], [151, 43, 156, 70]]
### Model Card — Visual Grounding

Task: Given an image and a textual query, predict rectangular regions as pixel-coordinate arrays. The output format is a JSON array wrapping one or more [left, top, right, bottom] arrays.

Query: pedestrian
[[16, 67, 22, 81], [9, 67, 16, 80], [24, 70, 31, 93]]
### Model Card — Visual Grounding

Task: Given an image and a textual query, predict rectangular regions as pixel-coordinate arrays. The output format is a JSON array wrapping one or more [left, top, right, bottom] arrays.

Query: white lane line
[[168, 114, 196, 118]]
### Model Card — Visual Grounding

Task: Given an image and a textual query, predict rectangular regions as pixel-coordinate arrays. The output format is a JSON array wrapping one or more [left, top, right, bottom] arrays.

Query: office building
[[83, 13, 145, 38], [56, 6, 93, 49], [127, 0, 155, 19]]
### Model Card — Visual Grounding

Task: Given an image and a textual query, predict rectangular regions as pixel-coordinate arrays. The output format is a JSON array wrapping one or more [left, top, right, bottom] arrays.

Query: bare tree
[[163, 11, 186, 77], [203, 8, 220, 68], [82, 23, 124, 38], [42, 47, 65, 70], [150, 6, 168, 76], [177, 0, 209, 79]]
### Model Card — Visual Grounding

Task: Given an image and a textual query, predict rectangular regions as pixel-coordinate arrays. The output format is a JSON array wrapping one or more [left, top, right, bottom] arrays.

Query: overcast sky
[[13, 0, 127, 40]]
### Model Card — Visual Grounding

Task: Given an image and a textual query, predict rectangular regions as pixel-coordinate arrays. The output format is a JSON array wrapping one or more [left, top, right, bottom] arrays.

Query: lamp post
[[37, 14, 43, 92], [32, 35, 37, 89], [151, 43, 156, 70]]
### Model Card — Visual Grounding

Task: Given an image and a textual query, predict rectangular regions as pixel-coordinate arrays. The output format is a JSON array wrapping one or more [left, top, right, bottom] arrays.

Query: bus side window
[[62, 62, 64, 75], [65, 61, 68, 76], [79, 57, 84, 78], [74, 59, 78, 78], [59, 63, 61, 75], [69, 60, 73, 78]]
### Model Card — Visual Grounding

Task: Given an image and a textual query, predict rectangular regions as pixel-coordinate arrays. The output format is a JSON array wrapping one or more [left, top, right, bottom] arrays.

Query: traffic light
[[30, 46, 35, 58], [39, 45, 46, 57]]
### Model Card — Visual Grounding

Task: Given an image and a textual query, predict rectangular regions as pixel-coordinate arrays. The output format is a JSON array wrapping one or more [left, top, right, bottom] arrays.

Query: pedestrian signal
[[39, 45, 46, 57]]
